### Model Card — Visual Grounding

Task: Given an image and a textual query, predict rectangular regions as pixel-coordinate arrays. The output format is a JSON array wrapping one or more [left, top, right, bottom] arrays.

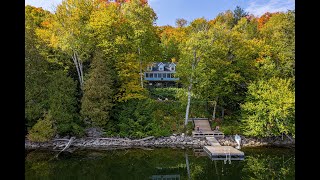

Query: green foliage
[[149, 87, 180, 100], [241, 77, 295, 137], [114, 98, 187, 138], [215, 121, 242, 135], [47, 70, 83, 136], [81, 51, 114, 128], [257, 11, 295, 80], [27, 113, 56, 142], [186, 122, 193, 136], [115, 99, 155, 138], [233, 6, 249, 25], [25, 8, 56, 128]]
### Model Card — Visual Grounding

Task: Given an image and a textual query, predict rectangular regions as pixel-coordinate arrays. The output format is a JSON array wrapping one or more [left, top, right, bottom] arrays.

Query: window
[[146, 73, 149, 78], [158, 73, 161, 78], [150, 73, 153, 78], [154, 73, 157, 78], [159, 66, 164, 71], [171, 66, 175, 71], [166, 73, 170, 78]]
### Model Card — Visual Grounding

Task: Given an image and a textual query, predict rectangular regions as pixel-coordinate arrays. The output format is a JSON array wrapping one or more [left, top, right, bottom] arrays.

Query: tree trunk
[[221, 107, 224, 121], [185, 83, 192, 127], [72, 51, 83, 87], [212, 97, 218, 120], [184, 50, 197, 127], [138, 47, 143, 88], [77, 53, 84, 86], [185, 153, 191, 179]]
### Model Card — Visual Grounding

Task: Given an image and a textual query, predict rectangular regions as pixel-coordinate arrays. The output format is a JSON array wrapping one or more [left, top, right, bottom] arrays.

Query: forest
[[25, 0, 295, 141]]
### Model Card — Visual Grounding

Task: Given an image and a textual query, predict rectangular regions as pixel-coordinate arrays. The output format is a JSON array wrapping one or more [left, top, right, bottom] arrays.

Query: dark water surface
[[25, 147, 295, 180]]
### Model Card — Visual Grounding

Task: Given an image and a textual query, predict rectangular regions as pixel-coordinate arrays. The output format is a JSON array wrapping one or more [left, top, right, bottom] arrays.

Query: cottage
[[144, 62, 180, 87]]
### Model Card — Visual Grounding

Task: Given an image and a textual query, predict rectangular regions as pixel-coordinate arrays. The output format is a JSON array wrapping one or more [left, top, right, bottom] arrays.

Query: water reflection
[[25, 147, 294, 180]]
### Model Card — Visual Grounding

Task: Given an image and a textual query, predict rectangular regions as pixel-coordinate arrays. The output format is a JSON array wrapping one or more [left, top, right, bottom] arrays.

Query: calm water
[[25, 147, 295, 180]]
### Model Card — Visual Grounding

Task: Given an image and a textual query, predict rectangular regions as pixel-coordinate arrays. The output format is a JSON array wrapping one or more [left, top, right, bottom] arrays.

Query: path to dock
[[191, 118, 244, 160]]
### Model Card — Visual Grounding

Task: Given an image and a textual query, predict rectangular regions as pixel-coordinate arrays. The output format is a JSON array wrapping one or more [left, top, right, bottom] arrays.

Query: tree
[[42, 0, 99, 88], [47, 70, 82, 136], [178, 17, 258, 123], [122, 0, 160, 88], [25, 6, 52, 128], [241, 77, 295, 137], [257, 12, 274, 29], [81, 50, 114, 128], [27, 113, 56, 142], [177, 26, 210, 127], [233, 6, 248, 25], [175, 18, 188, 28], [158, 25, 186, 62], [213, 10, 235, 29], [258, 11, 295, 80]]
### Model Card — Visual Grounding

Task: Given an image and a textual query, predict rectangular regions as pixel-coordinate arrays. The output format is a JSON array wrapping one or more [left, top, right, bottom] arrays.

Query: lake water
[[25, 147, 295, 180]]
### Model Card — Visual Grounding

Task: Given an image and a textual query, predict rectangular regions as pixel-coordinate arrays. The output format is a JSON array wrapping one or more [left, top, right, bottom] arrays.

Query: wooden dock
[[205, 136, 221, 146], [190, 118, 244, 161], [203, 146, 244, 160], [192, 118, 224, 138]]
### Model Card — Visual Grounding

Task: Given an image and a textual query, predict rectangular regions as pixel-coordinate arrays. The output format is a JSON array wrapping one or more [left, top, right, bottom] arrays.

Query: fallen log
[[52, 139, 70, 141], [97, 136, 154, 142], [284, 133, 294, 142], [132, 136, 154, 142], [55, 137, 75, 158]]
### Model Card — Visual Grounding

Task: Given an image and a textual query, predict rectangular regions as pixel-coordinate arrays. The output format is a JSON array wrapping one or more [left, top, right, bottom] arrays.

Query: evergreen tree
[[81, 51, 114, 128]]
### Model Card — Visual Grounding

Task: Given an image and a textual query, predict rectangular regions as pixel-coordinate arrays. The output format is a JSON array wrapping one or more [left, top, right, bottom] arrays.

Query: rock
[[85, 127, 104, 138]]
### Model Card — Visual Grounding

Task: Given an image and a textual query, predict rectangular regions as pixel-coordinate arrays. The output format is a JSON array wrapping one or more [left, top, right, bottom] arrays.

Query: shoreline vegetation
[[25, 134, 295, 151]]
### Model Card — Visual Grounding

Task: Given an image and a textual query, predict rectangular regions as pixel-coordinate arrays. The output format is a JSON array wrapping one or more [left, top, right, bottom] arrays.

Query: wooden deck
[[190, 117, 244, 161], [203, 146, 244, 160], [192, 130, 224, 138], [192, 118, 224, 138], [205, 136, 221, 146]]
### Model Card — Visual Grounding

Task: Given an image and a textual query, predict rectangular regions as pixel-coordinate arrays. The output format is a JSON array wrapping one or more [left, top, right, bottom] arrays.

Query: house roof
[[148, 62, 176, 72]]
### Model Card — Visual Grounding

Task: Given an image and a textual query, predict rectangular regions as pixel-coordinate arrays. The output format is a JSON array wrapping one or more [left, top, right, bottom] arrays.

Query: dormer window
[[158, 62, 164, 71], [169, 62, 176, 71]]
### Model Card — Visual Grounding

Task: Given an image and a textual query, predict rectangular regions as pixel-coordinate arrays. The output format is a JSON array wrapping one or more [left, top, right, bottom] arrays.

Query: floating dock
[[191, 118, 244, 161], [203, 145, 245, 160]]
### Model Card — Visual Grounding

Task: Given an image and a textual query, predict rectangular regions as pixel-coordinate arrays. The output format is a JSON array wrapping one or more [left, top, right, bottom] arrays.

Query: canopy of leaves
[[241, 77, 295, 137]]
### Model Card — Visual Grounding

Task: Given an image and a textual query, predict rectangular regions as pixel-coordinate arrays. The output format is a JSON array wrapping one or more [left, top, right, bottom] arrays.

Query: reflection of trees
[[25, 148, 295, 180], [242, 154, 295, 179], [25, 150, 56, 179]]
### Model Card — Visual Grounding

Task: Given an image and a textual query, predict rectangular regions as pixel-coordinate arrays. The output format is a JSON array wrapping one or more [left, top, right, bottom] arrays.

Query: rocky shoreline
[[25, 134, 294, 150], [217, 135, 295, 148]]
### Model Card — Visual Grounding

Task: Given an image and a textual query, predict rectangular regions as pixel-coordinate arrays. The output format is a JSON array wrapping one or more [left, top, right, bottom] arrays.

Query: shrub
[[27, 113, 56, 142]]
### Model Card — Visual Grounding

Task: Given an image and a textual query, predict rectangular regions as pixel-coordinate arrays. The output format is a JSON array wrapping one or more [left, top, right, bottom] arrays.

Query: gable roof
[[147, 62, 177, 72]]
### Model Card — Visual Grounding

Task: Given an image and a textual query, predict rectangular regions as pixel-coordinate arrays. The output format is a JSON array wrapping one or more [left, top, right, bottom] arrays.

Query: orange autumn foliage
[[257, 12, 279, 29]]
